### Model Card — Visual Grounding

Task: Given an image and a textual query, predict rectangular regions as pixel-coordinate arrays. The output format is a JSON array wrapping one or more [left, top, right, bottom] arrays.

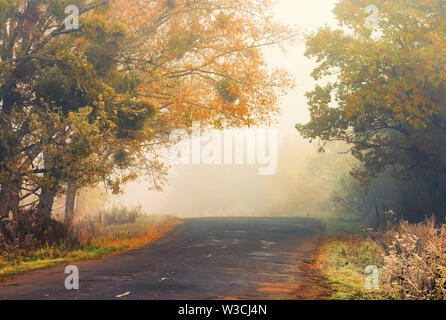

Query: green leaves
[[216, 79, 240, 104]]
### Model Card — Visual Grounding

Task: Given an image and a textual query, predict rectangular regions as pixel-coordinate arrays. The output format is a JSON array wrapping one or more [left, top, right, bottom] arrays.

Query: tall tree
[[0, 0, 111, 220], [297, 0, 446, 219], [0, 0, 295, 227]]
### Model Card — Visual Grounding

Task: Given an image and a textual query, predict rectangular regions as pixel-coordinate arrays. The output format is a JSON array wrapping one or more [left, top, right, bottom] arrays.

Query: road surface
[[0, 217, 324, 300]]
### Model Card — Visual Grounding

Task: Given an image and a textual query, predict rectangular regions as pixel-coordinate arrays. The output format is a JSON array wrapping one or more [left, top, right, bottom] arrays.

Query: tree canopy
[[297, 0, 446, 215], [0, 0, 295, 226]]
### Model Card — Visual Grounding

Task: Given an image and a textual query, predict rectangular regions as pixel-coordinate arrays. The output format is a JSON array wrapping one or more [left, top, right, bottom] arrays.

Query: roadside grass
[[311, 217, 390, 300], [317, 235, 386, 300], [0, 214, 182, 281]]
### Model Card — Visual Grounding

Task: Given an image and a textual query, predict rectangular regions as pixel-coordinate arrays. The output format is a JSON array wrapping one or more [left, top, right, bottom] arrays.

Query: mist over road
[[0, 217, 323, 300]]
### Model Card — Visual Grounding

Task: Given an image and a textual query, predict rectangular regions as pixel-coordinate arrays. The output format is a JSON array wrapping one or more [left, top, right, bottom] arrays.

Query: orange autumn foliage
[[107, 0, 295, 130]]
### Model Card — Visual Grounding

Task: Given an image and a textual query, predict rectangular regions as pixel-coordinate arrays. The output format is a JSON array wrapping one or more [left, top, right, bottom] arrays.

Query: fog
[[106, 0, 341, 217]]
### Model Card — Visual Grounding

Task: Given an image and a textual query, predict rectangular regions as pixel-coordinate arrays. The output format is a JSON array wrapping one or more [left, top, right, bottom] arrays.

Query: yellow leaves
[[214, 12, 233, 29], [106, 0, 294, 129]]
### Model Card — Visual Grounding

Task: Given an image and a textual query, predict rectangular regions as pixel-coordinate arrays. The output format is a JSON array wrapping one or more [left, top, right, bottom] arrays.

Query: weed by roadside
[[380, 218, 446, 300]]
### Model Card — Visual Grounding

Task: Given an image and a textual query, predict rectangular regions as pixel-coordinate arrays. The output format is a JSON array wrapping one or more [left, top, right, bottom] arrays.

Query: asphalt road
[[0, 217, 323, 300]]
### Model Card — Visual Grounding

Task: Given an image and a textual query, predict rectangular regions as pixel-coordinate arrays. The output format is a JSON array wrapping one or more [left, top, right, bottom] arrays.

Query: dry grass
[[75, 213, 181, 251], [381, 218, 446, 300], [0, 213, 182, 281]]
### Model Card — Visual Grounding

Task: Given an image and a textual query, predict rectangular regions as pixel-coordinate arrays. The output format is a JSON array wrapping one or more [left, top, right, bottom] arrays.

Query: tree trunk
[[64, 180, 78, 228], [0, 189, 10, 218], [375, 199, 381, 232], [9, 179, 20, 219], [37, 187, 55, 219], [36, 150, 55, 219], [0, 179, 20, 218], [0, 187, 14, 241], [0, 178, 20, 242]]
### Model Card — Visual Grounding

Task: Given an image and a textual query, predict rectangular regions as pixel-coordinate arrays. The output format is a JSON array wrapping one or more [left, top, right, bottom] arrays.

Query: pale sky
[[265, 0, 338, 135], [107, 0, 339, 216]]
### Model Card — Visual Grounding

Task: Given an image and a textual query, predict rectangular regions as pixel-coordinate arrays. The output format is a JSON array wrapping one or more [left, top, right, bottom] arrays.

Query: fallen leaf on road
[[116, 291, 131, 298]]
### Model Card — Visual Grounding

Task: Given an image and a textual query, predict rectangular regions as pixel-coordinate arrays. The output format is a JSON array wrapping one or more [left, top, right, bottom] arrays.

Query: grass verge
[[310, 217, 388, 299], [0, 215, 182, 281], [315, 235, 386, 299]]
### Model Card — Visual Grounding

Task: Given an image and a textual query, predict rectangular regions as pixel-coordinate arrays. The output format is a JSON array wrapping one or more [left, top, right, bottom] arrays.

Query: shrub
[[0, 207, 67, 252], [382, 218, 446, 300], [100, 206, 143, 226]]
